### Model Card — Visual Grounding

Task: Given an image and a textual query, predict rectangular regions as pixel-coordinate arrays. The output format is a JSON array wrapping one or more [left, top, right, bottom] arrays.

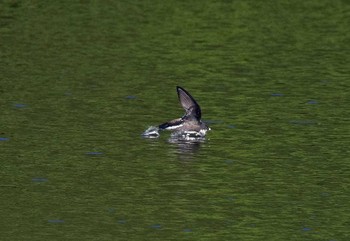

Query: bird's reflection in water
[[167, 135, 206, 156], [142, 130, 208, 159]]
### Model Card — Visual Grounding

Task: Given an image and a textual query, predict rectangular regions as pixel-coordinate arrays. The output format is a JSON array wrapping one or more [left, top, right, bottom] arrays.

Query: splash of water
[[142, 126, 160, 138]]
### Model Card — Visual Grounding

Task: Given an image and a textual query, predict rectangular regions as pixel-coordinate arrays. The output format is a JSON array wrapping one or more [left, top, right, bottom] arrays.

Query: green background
[[1, 1, 349, 240]]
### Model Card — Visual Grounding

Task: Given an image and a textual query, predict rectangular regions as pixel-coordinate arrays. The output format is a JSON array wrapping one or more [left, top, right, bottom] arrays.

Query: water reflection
[[48, 219, 64, 223], [167, 136, 206, 156], [142, 131, 207, 157], [32, 177, 48, 183], [142, 125, 208, 156], [289, 120, 318, 125]]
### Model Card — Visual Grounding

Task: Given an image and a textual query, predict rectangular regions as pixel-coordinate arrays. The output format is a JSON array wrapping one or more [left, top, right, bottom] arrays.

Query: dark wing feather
[[176, 86, 201, 120], [158, 118, 183, 130]]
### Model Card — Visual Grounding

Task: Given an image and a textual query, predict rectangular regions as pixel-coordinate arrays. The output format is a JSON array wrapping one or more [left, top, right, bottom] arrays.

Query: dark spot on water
[[150, 224, 161, 229], [227, 125, 235, 129], [226, 196, 235, 201], [48, 219, 64, 223], [307, 100, 318, 104], [289, 120, 317, 125], [107, 208, 116, 214], [125, 95, 136, 99], [0, 137, 9, 141], [14, 103, 26, 108], [183, 228, 192, 232], [204, 120, 223, 124], [225, 160, 235, 164], [10, 1, 20, 8], [32, 178, 48, 183], [118, 219, 126, 224], [302, 227, 312, 231], [271, 93, 284, 96], [86, 152, 104, 156]]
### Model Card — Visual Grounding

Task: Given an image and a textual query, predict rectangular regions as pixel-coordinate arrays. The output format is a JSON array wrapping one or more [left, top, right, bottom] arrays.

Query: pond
[[1, 1, 349, 240]]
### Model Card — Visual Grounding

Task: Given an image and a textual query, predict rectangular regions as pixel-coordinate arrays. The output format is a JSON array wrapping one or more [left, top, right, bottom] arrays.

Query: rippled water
[[1, 1, 349, 240]]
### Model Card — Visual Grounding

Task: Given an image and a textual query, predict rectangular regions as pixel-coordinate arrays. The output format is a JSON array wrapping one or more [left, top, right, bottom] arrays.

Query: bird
[[158, 86, 210, 137]]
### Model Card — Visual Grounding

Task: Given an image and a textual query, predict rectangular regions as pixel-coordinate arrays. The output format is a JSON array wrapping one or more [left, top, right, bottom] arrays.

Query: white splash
[[142, 126, 160, 138], [170, 129, 208, 140]]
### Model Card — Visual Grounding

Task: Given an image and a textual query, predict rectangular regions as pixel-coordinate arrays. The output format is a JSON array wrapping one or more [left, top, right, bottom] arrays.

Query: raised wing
[[177, 86, 201, 120]]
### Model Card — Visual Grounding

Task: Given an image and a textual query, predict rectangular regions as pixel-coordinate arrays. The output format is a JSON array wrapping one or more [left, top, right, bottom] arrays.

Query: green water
[[1, 1, 349, 240]]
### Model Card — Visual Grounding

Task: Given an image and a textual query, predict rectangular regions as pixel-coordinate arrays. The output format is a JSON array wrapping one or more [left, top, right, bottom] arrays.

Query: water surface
[[1, 1, 349, 240]]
